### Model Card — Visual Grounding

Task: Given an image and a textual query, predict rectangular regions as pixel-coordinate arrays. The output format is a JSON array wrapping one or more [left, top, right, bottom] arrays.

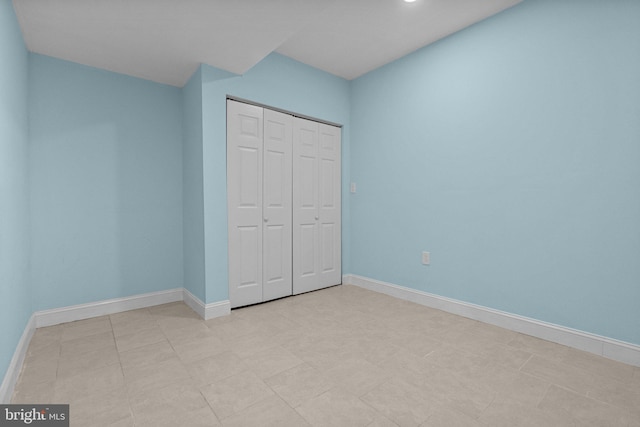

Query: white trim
[[35, 288, 184, 328], [343, 274, 640, 367], [183, 288, 206, 318], [183, 289, 231, 320], [0, 314, 36, 404], [204, 300, 231, 320]]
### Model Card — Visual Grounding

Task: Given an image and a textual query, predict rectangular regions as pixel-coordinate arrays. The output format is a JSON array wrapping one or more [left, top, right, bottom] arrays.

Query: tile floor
[[11, 285, 640, 426]]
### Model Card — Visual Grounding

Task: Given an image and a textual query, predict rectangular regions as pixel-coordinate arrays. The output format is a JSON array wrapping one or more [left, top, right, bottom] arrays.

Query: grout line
[[518, 353, 535, 371], [534, 382, 553, 410]]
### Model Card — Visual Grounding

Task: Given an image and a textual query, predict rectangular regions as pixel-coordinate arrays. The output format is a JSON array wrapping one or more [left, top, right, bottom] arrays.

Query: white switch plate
[[422, 251, 430, 265], [350, 182, 356, 193]]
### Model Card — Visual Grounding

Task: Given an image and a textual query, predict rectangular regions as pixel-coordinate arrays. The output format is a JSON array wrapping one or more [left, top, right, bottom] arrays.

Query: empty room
[[1, 0, 639, 425]]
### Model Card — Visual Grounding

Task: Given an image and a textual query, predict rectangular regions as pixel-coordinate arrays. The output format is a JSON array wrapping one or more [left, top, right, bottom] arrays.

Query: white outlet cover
[[422, 251, 430, 265]]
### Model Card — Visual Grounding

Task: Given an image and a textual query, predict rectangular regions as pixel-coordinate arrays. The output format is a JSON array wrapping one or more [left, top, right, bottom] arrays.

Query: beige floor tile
[[118, 340, 177, 373], [60, 316, 112, 342], [421, 406, 481, 427], [27, 326, 62, 356], [204, 310, 243, 328], [295, 388, 386, 427], [563, 346, 637, 384], [586, 376, 640, 418], [57, 344, 120, 379], [16, 355, 58, 385], [368, 416, 400, 427], [209, 316, 279, 341], [54, 363, 124, 403], [110, 313, 158, 338], [26, 340, 61, 361], [352, 336, 403, 366], [124, 357, 191, 397], [200, 370, 274, 420], [153, 304, 203, 332], [136, 406, 220, 427], [232, 308, 300, 332], [162, 321, 220, 347], [130, 380, 218, 427], [243, 345, 304, 379], [466, 320, 519, 344], [324, 358, 390, 396], [477, 399, 569, 427], [89, 416, 135, 427], [423, 344, 490, 377], [185, 351, 247, 386], [538, 384, 637, 426], [12, 288, 639, 427], [115, 325, 166, 352], [520, 354, 595, 395], [377, 348, 440, 380], [156, 314, 207, 334], [68, 387, 132, 427], [148, 301, 196, 317], [282, 333, 355, 371], [172, 334, 227, 364], [223, 329, 285, 358], [60, 330, 116, 357], [506, 334, 570, 363], [361, 377, 438, 426], [11, 380, 56, 404], [409, 368, 495, 420], [470, 368, 550, 406], [109, 307, 153, 325], [221, 395, 310, 427], [454, 332, 533, 370], [390, 331, 443, 357], [264, 363, 335, 408]]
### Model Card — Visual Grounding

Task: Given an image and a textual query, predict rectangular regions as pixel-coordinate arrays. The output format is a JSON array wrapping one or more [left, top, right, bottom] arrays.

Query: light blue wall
[[350, 0, 640, 344], [29, 54, 184, 311], [200, 53, 351, 303], [0, 0, 31, 390], [182, 67, 206, 301]]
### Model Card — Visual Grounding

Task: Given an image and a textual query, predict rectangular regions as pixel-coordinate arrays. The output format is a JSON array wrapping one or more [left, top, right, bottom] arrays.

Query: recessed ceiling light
[[404, 0, 417, 3]]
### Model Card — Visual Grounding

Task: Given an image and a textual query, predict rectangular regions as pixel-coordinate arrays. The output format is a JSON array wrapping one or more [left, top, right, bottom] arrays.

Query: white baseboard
[[0, 314, 36, 404], [183, 289, 230, 320], [204, 300, 231, 320], [35, 288, 184, 328], [343, 274, 640, 367]]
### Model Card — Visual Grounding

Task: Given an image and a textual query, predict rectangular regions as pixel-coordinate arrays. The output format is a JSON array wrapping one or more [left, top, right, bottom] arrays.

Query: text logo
[[0, 405, 68, 426]]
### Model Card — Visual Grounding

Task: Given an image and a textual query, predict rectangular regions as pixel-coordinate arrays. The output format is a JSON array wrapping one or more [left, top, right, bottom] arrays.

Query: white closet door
[[292, 118, 319, 294], [293, 118, 341, 294], [227, 100, 264, 308], [262, 109, 293, 302], [318, 123, 342, 288]]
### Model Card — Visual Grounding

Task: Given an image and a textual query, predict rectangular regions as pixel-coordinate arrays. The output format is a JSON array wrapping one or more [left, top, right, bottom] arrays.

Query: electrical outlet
[[422, 251, 430, 265], [350, 182, 357, 193]]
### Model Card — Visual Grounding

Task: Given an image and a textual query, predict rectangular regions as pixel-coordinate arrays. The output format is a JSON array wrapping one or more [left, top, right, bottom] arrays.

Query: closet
[[227, 99, 341, 308]]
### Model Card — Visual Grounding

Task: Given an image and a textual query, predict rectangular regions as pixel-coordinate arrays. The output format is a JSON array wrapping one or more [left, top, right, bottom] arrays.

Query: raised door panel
[[227, 100, 264, 308]]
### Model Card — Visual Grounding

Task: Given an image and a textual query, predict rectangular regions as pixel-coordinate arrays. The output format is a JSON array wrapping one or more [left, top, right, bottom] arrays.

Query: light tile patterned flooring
[[12, 285, 640, 426]]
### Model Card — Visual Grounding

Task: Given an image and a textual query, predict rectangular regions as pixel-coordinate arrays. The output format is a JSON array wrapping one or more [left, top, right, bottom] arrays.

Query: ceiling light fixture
[[404, 0, 417, 3]]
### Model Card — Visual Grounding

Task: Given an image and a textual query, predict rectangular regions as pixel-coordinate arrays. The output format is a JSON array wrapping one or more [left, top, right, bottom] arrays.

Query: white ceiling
[[12, 0, 522, 87]]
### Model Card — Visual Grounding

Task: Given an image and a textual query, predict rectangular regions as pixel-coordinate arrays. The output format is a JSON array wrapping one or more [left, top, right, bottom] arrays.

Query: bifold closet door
[[293, 118, 341, 294], [227, 100, 292, 308], [262, 108, 293, 302]]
